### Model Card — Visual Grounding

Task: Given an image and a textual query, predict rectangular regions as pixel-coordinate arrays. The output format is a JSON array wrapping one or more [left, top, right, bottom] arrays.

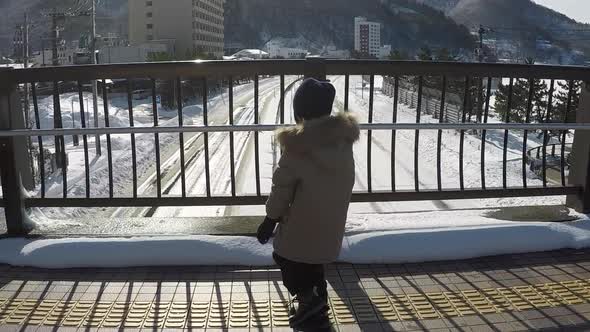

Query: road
[[111, 76, 298, 218]]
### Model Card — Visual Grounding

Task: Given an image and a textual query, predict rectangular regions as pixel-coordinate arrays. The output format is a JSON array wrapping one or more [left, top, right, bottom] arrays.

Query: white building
[[379, 45, 392, 59], [129, 0, 225, 58], [268, 42, 307, 59], [354, 17, 381, 58], [99, 42, 173, 63], [229, 49, 269, 60], [322, 49, 350, 59], [33, 43, 75, 66]]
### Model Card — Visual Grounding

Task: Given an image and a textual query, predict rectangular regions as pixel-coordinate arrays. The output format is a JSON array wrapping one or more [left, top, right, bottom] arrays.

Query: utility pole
[[22, 12, 36, 184], [41, 39, 45, 66], [478, 24, 486, 63], [45, 10, 67, 167], [476, 25, 487, 125], [43, 8, 91, 168], [48, 12, 62, 66], [23, 13, 29, 115], [90, 0, 101, 155]]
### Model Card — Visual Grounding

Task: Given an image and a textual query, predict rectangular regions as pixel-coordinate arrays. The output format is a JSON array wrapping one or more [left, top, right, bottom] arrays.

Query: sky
[[533, 0, 590, 24]]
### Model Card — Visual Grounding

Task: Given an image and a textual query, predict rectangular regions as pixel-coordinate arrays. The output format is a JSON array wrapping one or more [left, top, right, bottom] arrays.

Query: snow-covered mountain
[[225, 0, 474, 54], [416, 0, 590, 62]]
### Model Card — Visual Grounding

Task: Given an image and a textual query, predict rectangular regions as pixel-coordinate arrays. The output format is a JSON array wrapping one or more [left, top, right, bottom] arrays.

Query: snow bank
[[0, 236, 273, 268], [340, 222, 590, 264], [2, 220, 590, 268]]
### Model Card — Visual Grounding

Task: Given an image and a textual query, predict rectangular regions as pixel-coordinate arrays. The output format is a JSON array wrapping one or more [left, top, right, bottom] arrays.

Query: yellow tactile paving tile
[[270, 300, 290, 327], [370, 296, 399, 321], [3, 277, 590, 328], [82, 301, 113, 327]]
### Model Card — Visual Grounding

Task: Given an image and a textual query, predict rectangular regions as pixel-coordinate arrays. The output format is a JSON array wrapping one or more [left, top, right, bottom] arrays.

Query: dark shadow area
[[485, 205, 579, 222]]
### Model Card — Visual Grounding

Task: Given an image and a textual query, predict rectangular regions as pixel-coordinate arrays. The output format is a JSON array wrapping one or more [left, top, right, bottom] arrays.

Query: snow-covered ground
[[1, 215, 589, 268]]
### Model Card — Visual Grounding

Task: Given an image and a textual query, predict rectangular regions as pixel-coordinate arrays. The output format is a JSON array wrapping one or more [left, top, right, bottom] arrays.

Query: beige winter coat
[[266, 112, 360, 264]]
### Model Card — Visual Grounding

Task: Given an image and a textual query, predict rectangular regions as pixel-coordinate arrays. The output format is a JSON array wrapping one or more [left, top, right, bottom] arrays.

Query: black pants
[[273, 252, 328, 299]]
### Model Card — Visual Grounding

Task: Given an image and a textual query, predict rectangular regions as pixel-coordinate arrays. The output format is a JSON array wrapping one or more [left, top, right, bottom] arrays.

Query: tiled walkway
[[2, 249, 590, 331]]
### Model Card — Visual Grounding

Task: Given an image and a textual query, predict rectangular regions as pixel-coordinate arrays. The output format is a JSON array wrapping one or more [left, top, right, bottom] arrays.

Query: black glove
[[257, 217, 279, 244]]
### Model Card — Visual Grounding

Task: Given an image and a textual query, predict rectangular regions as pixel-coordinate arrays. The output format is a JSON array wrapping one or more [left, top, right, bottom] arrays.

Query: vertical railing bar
[[562, 80, 574, 187], [254, 75, 261, 196], [344, 74, 350, 111], [368, 75, 374, 193], [391, 76, 399, 192], [102, 79, 114, 198], [280, 75, 285, 123], [77, 81, 90, 199], [459, 76, 470, 191], [414, 76, 423, 192], [503, 77, 514, 189], [127, 80, 137, 198], [53, 81, 67, 198], [31, 84, 45, 198], [228, 77, 236, 197], [176, 77, 186, 197], [542, 80, 555, 188], [203, 78, 211, 197], [522, 79, 535, 188], [481, 77, 492, 190], [151, 78, 162, 198], [437, 76, 447, 191]]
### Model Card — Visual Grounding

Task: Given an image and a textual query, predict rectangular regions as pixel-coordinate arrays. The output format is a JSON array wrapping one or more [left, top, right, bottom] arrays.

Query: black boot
[[289, 288, 327, 328], [289, 293, 329, 316], [293, 311, 331, 331]]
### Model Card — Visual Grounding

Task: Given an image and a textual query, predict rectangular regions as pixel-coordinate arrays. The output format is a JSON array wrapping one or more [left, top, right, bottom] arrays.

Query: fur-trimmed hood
[[276, 112, 360, 152]]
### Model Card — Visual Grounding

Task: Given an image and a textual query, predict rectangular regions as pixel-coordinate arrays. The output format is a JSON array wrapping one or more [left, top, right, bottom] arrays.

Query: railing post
[[567, 81, 590, 213], [0, 68, 30, 235], [304, 57, 326, 81]]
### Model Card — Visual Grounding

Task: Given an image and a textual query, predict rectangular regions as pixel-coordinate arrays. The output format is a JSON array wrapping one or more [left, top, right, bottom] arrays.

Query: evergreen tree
[[548, 80, 582, 141], [494, 78, 547, 123], [417, 46, 433, 61], [436, 48, 458, 62], [388, 50, 409, 60], [553, 80, 581, 123]]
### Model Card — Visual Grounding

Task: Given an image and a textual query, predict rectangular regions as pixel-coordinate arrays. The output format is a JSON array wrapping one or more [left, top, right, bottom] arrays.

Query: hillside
[[1, 0, 474, 58], [225, 0, 475, 54], [449, 0, 590, 62]]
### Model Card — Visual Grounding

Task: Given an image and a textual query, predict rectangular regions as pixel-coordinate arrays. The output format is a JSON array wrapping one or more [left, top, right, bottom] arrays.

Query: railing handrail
[[3, 59, 590, 84], [0, 122, 589, 137]]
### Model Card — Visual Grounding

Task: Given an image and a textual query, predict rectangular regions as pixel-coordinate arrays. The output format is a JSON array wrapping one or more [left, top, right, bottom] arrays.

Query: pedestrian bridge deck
[[1, 249, 590, 331]]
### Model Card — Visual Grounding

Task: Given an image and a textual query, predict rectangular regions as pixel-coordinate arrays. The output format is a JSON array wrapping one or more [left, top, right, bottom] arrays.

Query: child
[[257, 77, 359, 329]]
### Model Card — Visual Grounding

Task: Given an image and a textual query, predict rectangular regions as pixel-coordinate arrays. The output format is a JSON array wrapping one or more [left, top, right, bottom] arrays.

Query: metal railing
[[1, 59, 590, 235]]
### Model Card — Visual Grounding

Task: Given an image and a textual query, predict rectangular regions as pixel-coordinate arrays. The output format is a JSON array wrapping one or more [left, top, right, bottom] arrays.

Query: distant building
[[354, 17, 381, 58], [379, 45, 392, 59], [33, 41, 74, 66], [228, 49, 269, 60], [128, 0, 225, 58], [321, 46, 350, 59], [99, 42, 173, 63], [536, 39, 553, 50], [268, 42, 307, 59]]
